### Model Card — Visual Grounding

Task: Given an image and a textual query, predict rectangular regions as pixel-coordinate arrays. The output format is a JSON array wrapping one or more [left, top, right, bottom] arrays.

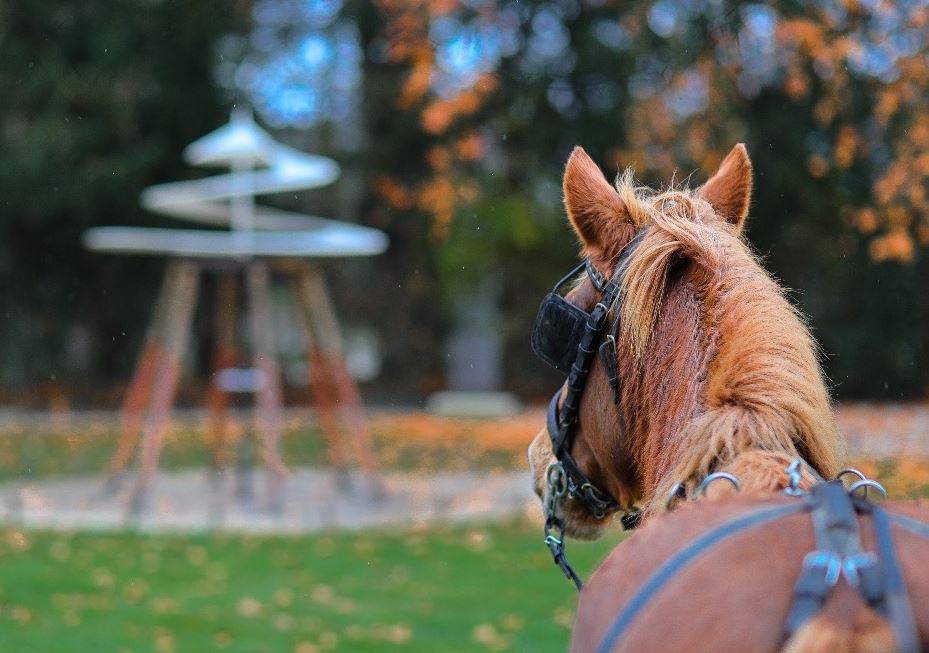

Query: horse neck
[[620, 244, 842, 507], [619, 267, 712, 495]]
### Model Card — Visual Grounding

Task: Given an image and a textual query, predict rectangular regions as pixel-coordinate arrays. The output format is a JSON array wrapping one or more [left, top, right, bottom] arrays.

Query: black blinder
[[531, 261, 589, 374], [531, 293, 589, 374]]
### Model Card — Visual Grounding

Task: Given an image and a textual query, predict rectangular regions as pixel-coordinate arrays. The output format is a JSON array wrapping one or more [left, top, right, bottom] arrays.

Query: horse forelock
[[613, 178, 722, 358]]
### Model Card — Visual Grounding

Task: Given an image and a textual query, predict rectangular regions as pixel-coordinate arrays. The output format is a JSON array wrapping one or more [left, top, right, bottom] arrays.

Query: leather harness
[[593, 481, 925, 653]]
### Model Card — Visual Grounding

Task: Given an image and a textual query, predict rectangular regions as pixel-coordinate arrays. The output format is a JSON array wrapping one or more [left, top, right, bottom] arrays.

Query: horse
[[527, 144, 929, 653]]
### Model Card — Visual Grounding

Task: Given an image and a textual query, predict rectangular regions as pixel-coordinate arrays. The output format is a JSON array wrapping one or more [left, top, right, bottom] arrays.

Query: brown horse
[[527, 145, 929, 652]]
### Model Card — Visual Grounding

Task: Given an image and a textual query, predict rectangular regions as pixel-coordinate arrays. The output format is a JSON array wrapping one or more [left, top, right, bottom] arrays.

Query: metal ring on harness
[[547, 462, 568, 498], [837, 468, 868, 484], [848, 479, 887, 499], [666, 482, 687, 510], [696, 472, 741, 496], [785, 459, 805, 496]]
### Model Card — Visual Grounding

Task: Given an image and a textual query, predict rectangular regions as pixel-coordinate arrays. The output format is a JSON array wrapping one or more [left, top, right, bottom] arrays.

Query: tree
[[0, 0, 246, 396]]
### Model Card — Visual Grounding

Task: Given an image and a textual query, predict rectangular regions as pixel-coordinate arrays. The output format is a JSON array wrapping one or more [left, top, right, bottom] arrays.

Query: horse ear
[[563, 147, 632, 260], [698, 144, 753, 230]]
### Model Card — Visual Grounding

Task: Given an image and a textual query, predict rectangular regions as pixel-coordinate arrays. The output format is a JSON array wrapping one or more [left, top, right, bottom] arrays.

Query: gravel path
[[0, 467, 540, 534], [1, 402, 927, 534]]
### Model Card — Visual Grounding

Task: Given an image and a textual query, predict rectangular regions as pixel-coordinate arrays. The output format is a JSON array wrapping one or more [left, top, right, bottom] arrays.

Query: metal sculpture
[[85, 109, 387, 516]]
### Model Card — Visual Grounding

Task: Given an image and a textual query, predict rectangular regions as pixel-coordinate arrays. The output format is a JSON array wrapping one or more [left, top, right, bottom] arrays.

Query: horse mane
[[610, 175, 844, 514]]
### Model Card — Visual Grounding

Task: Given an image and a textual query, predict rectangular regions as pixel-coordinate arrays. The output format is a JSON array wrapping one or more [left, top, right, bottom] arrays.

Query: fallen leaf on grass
[[93, 567, 115, 589], [294, 643, 318, 653], [10, 605, 32, 623], [185, 545, 207, 566], [149, 597, 179, 616], [552, 607, 574, 629], [273, 587, 295, 607], [383, 624, 413, 644], [272, 612, 295, 631], [318, 631, 339, 649], [123, 579, 150, 602], [466, 530, 490, 552], [5, 530, 30, 552], [212, 631, 233, 649], [235, 596, 262, 617], [472, 623, 508, 650], [153, 627, 175, 653], [500, 613, 525, 631], [310, 585, 335, 603]]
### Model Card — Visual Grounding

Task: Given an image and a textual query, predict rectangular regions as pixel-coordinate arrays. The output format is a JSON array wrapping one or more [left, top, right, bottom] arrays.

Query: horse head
[[529, 144, 844, 540]]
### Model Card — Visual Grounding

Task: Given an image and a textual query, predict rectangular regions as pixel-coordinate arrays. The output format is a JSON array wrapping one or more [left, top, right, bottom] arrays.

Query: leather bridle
[[534, 231, 647, 588]]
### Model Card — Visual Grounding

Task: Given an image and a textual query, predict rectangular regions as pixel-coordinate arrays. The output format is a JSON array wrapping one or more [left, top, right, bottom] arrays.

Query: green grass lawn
[[0, 520, 624, 653], [3, 419, 928, 653]]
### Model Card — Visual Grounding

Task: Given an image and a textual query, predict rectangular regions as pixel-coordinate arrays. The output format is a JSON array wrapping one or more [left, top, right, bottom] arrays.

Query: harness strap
[[785, 481, 867, 634], [888, 510, 929, 539], [598, 337, 621, 405], [782, 486, 920, 652], [870, 505, 920, 653], [595, 502, 806, 653]]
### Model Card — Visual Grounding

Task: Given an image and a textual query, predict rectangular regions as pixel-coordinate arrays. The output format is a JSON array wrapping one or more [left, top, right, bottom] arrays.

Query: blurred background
[[3, 1, 929, 652]]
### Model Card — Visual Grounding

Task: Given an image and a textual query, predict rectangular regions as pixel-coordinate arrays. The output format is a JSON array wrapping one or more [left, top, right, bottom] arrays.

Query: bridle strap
[[541, 232, 649, 589], [547, 284, 621, 518], [547, 391, 617, 518], [547, 234, 648, 519]]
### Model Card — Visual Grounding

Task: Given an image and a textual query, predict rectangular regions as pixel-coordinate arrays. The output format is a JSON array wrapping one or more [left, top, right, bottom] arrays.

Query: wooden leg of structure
[[291, 278, 349, 475], [246, 262, 288, 508], [127, 261, 200, 517], [205, 274, 238, 470], [294, 264, 381, 485], [107, 266, 176, 483]]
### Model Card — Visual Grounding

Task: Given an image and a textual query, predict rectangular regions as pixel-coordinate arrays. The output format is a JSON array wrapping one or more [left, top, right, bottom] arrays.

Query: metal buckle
[[603, 333, 616, 351], [579, 482, 608, 520], [585, 258, 608, 292], [589, 302, 609, 328], [842, 552, 878, 587], [543, 519, 565, 553], [545, 462, 568, 512], [803, 551, 842, 587], [784, 459, 805, 496], [542, 463, 584, 590]]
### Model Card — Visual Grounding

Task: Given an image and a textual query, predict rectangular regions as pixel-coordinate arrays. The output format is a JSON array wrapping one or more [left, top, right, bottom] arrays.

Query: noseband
[[531, 232, 646, 588]]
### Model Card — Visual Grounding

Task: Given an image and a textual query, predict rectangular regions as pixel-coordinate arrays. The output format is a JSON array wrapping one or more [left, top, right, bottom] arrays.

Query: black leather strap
[[785, 481, 864, 634], [870, 505, 920, 653], [544, 230, 649, 537], [546, 285, 621, 518], [784, 485, 920, 653], [598, 337, 621, 405], [547, 391, 617, 519]]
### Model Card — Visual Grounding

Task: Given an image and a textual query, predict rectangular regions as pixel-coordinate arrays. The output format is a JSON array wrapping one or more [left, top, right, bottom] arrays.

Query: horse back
[[572, 495, 929, 653]]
